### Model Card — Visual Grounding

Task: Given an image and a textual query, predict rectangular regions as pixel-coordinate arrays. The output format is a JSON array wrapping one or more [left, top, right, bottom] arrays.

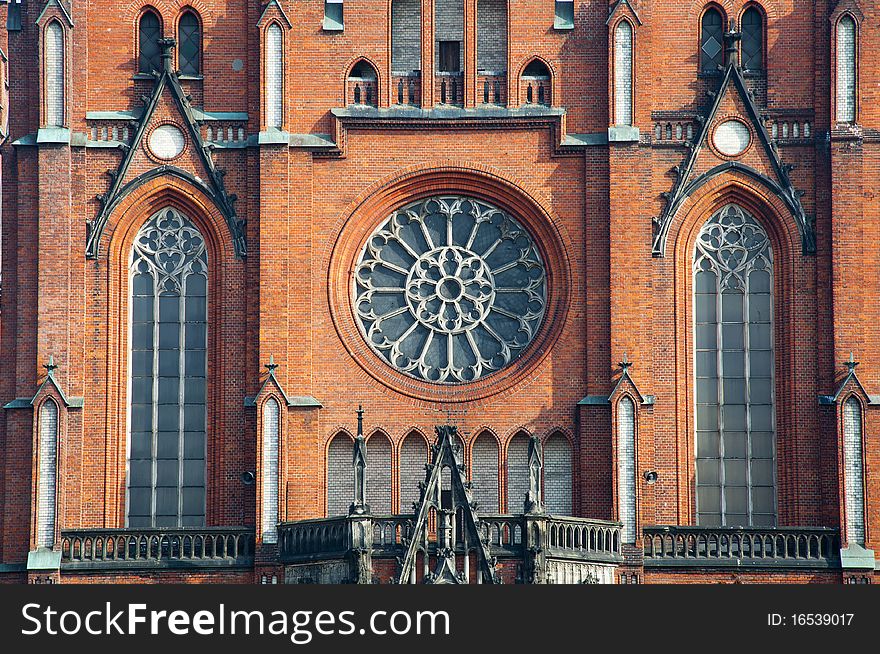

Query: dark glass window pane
[[324, 0, 344, 29], [139, 12, 162, 73], [554, 0, 574, 29], [741, 8, 763, 71], [178, 12, 201, 76], [439, 41, 461, 73], [128, 208, 207, 528], [701, 8, 724, 71], [7, 2, 22, 31]]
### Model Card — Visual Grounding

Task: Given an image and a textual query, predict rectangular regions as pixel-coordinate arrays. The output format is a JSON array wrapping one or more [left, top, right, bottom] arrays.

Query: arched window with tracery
[[693, 204, 776, 527], [128, 208, 208, 528]]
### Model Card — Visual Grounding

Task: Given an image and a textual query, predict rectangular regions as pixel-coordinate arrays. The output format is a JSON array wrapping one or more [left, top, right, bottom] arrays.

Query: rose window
[[353, 196, 547, 383]]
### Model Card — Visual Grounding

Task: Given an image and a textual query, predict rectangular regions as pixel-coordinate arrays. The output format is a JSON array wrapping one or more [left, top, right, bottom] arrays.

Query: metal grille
[[617, 397, 636, 543], [366, 434, 393, 514], [614, 21, 633, 126], [700, 8, 724, 71], [37, 400, 59, 548], [472, 433, 499, 513], [127, 208, 207, 528], [45, 21, 64, 127], [544, 434, 572, 515], [836, 16, 856, 122], [261, 398, 279, 543], [741, 7, 763, 71], [694, 204, 776, 527], [139, 12, 162, 74], [843, 397, 865, 544], [265, 24, 283, 129], [178, 11, 201, 76]]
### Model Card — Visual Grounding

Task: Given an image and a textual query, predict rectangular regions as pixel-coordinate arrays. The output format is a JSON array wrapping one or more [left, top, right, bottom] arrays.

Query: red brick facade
[[0, 0, 878, 584]]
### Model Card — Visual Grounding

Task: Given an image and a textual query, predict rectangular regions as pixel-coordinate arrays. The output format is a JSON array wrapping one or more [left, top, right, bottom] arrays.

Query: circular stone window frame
[[328, 168, 572, 404], [709, 116, 754, 161], [144, 121, 189, 164]]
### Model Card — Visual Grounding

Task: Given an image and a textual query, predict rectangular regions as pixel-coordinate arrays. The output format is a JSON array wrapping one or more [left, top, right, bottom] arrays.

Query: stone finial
[[723, 19, 741, 68], [158, 37, 176, 74]]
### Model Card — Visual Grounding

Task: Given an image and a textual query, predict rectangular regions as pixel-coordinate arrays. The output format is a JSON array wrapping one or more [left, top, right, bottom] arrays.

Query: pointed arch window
[[265, 23, 284, 129], [701, 8, 724, 72], [37, 400, 59, 548], [262, 398, 280, 543], [836, 15, 857, 123], [366, 434, 392, 514], [617, 397, 636, 543], [741, 7, 763, 71], [544, 434, 572, 515], [128, 208, 208, 528], [614, 21, 633, 126], [139, 11, 163, 74], [694, 205, 776, 527], [472, 433, 499, 513], [506, 434, 530, 513], [400, 433, 428, 513], [327, 433, 354, 516], [44, 21, 65, 127], [843, 397, 865, 545], [178, 11, 201, 76]]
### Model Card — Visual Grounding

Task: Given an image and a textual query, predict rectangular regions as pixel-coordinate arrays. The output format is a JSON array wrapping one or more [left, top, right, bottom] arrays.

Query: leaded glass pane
[[178, 12, 200, 76], [44, 22, 64, 127], [139, 12, 162, 74], [836, 16, 856, 122], [741, 8, 763, 71], [127, 208, 207, 527], [701, 8, 724, 71], [37, 401, 58, 548], [844, 397, 865, 544], [693, 204, 776, 526], [353, 196, 547, 384], [614, 21, 633, 126]]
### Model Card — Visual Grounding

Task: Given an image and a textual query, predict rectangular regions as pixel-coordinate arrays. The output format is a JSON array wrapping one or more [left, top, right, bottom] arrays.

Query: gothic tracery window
[[353, 196, 547, 384], [694, 205, 776, 527], [128, 208, 208, 528]]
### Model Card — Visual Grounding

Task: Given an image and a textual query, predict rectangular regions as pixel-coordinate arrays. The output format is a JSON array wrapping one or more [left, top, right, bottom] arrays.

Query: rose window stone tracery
[[353, 196, 547, 383]]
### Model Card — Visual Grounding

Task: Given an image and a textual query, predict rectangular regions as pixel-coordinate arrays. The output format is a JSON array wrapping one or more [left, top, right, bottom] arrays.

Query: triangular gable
[[653, 63, 815, 257], [36, 0, 74, 28], [257, 0, 293, 29], [608, 354, 654, 405], [244, 357, 322, 408], [819, 355, 877, 405], [398, 425, 499, 584], [86, 40, 246, 259], [606, 0, 642, 26]]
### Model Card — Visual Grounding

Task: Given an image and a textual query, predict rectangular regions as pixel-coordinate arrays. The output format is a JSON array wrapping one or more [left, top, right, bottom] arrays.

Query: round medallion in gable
[[148, 124, 186, 161], [713, 120, 752, 157]]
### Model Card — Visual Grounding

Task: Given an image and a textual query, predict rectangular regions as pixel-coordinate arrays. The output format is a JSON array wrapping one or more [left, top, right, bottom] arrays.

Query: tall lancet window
[[128, 208, 208, 528], [37, 400, 59, 548], [262, 398, 280, 543], [694, 205, 776, 527], [614, 21, 633, 126], [617, 397, 636, 543], [836, 16, 857, 123], [44, 21, 64, 127], [139, 11, 162, 74], [843, 397, 865, 545], [327, 433, 354, 516], [265, 23, 284, 129], [701, 7, 724, 72], [740, 7, 763, 72]]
